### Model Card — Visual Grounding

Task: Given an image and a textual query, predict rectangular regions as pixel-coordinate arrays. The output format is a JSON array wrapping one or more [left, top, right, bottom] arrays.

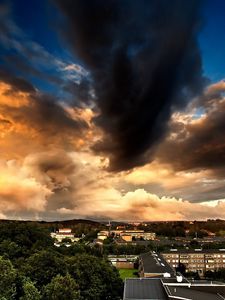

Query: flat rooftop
[[166, 285, 224, 300], [140, 252, 174, 275], [124, 278, 167, 300], [124, 278, 225, 300]]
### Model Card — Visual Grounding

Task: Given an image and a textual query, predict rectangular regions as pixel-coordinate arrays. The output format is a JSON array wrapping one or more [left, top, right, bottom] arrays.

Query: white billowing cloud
[[16, 149, 225, 221], [56, 187, 225, 221], [1, 147, 225, 221], [0, 159, 52, 213], [123, 160, 225, 201]]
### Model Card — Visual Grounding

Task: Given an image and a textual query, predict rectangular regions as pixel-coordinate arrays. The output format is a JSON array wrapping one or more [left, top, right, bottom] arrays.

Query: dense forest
[[0, 222, 123, 300], [110, 219, 225, 237]]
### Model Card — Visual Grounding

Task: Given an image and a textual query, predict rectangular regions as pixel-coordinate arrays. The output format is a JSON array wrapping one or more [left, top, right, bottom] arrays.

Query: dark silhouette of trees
[[0, 223, 123, 300]]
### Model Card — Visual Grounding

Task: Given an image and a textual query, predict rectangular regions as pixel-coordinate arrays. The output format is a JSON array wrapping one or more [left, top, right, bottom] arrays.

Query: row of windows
[[164, 253, 225, 258], [169, 261, 225, 268], [165, 255, 179, 258], [167, 258, 225, 263]]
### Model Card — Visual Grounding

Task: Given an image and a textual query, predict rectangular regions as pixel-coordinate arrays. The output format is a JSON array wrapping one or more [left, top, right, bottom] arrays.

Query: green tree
[[22, 250, 67, 288], [43, 274, 80, 300], [0, 256, 17, 299], [103, 237, 114, 245], [0, 223, 53, 257], [83, 230, 98, 242], [0, 240, 21, 260], [20, 278, 41, 300], [67, 254, 123, 300]]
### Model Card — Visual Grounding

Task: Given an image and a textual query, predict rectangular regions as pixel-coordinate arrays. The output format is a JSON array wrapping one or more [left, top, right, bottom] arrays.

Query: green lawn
[[118, 268, 138, 281]]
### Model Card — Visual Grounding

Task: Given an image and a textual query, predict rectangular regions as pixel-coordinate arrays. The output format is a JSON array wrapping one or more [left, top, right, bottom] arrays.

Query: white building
[[51, 228, 80, 243], [97, 232, 108, 240]]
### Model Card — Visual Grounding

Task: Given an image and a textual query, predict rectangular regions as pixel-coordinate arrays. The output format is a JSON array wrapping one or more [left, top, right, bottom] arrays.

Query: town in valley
[[1, 218, 225, 299]]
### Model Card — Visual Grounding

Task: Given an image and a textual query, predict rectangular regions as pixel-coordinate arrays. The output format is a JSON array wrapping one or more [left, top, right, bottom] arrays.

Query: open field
[[118, 268, 138, 281]]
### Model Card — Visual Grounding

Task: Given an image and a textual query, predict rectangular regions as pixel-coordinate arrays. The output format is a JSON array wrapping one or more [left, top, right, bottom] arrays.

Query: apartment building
[[112, 230, 156, 240], [124, 231, 156, 240], [162, 249, 225, 276], [97, 229, 156, 241], [123, 251, 225, 299]]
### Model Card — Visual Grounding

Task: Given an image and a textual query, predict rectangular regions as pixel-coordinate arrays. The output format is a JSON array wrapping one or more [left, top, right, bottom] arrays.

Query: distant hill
[[1, 219, 225, 235], [43, 218, 102, 226], [0, 218, 105, 232], [0, 218, 101, 225]]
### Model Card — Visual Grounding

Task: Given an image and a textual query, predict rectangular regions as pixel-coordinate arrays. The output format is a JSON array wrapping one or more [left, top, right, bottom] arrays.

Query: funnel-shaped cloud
[[56, 0, 205, 171]]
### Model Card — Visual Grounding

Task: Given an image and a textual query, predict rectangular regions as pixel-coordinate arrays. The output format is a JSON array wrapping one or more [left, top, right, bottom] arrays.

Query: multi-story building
[[162, 249, 225, 276], [123, 250, 225, 299], [97, 231, 108, 240], [111, 230, 156, 241], [124, 231, 156, 240], [97, 229, 156, 241], [51, 228, 80, 243]]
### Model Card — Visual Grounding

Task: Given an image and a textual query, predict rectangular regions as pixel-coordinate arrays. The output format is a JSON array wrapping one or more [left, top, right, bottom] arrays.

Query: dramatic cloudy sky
[[0, 0, 225, 221]]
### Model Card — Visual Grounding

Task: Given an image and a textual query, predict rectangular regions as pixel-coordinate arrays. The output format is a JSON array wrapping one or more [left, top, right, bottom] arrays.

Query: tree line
[[0, 222, 123, 300]]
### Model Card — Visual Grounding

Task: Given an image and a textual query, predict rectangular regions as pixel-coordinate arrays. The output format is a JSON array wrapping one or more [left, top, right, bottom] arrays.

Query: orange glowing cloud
[[0, 80, 94, 160], [0, 78, 225, 221], [0, 160, 51, 213], [57, 187, 225, 221], [0, 81, 30, 107]]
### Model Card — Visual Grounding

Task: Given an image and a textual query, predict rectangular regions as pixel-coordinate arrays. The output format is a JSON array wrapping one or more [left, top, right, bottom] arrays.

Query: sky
[[0, 0, 225, 221]]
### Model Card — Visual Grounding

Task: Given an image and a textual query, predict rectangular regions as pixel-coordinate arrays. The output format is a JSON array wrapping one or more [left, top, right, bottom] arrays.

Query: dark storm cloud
[[157, 82, 225, 176], [55, 0, 204, 171], [63, 77, 93, 107], [25, 150, 76, 191], [31, 93, 88, 133], [0, 69, 36, 93]]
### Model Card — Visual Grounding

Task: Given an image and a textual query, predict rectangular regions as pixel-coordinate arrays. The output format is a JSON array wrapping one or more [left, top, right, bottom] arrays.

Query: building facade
[[51, 228, 80, 243], [162, 249, 225, 276], [97, 229, 156, 241]]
